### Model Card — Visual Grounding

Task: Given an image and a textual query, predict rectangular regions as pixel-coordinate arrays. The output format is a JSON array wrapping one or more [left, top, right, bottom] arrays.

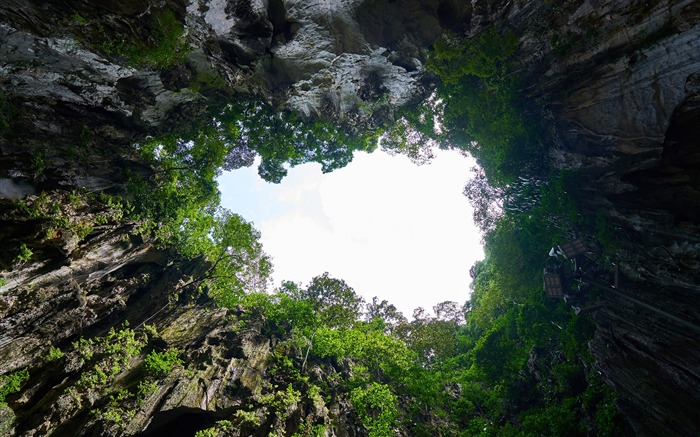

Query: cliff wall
[[499, 1, 700, 434]]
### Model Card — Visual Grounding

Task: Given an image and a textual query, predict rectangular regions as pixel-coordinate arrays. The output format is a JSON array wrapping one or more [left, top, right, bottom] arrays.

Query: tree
[[365, 297, 407, 333], [463, 165, 504, 233], [302, 273, 364, 329], [421, 26, 548, 187], [179, 209, 273, 307], [294, 273, 364, 370], [221, 101, 378, 183], [433, 301, 466, 325], [350, 382, 399, 437], [396, 306, 463, 369]]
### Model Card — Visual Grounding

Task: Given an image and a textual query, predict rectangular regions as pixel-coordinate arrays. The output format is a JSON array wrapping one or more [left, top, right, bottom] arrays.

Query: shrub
[[144, 349, 183, 378], [16, 243, 32, 263], [0, 369, 29, 403], [45, 346, 65, 362]]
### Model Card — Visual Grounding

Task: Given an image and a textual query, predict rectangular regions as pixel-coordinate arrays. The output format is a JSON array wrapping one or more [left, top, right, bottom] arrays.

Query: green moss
[[0, 92, 14, 135], [71, 13, 87, 25], [97, 9, 190, 68], [189, 70, 227, 93]]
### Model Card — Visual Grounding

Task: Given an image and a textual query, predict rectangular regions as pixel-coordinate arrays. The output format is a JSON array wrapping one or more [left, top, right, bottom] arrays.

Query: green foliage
[[72, 324, 145, 397], [125, 108, 286, 305], [197, 210, 273, 305], [456, 205, 622, 434], [142, 324, 158, 338], [379, 95, 442, 165], [0, 369, 29, 403], [194, 428, 218, 437], [425, 27, 543, 186], [291, 417, 327, 437], [402, 316, 461, 368], [429, 28, 520, 83], [194, 420, 232, 437], [45, 346, 65, 362], [71, 13, 87, 25], [313, 322, 415, 381], [130, 128, 229, 228], [137, 380, 159, 400], [222, 100, 378, 183], [302, 273, 364, 329], [33, 151, 46, 175], [189, 69, 227, 93], [91, 388, 135, 430], [365, 297, 408, 331], [214, 254, 617, 436], [122, 98, 381, 312], [350, 382, 399, 437], [94, 9, 189, 68], [15, 243, 32, 263], [12, 190, 124, 252], [8, 16, 619, 433], [144, 349, 183, 378], [128, 124, 273, 300], [259, 384, 301, 421], [235, 409, 262, 427]]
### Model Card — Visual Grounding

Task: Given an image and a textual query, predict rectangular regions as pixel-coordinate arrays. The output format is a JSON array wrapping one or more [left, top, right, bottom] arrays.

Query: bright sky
[[218, 148, 484, 318]]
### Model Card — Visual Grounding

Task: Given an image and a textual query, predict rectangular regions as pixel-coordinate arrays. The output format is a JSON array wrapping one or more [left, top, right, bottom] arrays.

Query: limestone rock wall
[[495, 1, 700, 434], [0, 193, 363, 436], [0, 0, 466, 146]]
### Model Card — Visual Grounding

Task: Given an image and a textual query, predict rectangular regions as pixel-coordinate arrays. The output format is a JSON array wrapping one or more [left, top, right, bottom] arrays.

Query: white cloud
[[218, 149, 484, 318]]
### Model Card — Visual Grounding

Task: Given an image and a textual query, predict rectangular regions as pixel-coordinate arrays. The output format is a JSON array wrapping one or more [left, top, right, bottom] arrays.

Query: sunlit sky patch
[[218, 148, 484, 318]]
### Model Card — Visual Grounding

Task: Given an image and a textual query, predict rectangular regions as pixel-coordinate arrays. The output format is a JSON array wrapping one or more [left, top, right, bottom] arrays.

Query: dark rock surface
[[498, 1, 700, 434]]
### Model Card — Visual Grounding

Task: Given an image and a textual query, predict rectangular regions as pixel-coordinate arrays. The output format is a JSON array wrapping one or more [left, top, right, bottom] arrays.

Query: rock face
[[489, 1, 700, 435], [0, 0, 465, 144], [0, 197, 362, 435], [2, 0, 700, 435], [0, 0, 466, 194]]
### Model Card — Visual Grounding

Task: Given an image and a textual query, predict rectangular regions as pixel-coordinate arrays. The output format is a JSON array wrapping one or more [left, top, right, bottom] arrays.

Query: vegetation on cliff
[[0, 6, 637, 437]]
